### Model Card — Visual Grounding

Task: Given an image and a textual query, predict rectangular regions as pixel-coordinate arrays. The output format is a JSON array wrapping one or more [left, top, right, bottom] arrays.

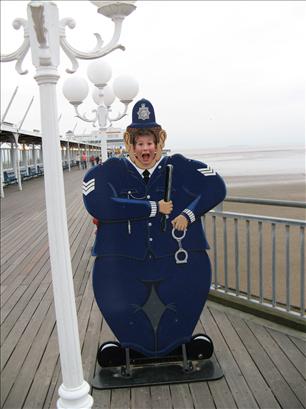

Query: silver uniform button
[[158, 165, 162, 169], [148, 222, 152, 226], [147, 195, 150, 199], [149, 238, 153, 242]]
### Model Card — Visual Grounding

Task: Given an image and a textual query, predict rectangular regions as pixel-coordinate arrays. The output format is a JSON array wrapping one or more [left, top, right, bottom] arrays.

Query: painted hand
[[171, 214, 188, 231], [158, 200, 173, 215]]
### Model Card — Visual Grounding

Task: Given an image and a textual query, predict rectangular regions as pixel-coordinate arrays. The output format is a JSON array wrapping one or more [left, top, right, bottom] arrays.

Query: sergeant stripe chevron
[[83, 178, 95, 195], [197, 166, 216, 176]]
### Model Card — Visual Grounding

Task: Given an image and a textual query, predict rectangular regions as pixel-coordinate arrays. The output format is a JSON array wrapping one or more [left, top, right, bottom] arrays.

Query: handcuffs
[[172, 228, 188, 264]]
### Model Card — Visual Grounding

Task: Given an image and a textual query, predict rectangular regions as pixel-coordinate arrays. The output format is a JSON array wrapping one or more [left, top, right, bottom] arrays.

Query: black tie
[[142, 169, 150, 184]]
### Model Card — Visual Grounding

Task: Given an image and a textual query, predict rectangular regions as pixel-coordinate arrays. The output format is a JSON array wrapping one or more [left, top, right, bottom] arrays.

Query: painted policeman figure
[[83, 99, 226, 363]]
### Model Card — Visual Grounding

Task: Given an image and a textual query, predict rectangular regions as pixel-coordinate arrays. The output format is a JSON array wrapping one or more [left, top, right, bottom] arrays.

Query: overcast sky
[[1, 1, 305, 150]]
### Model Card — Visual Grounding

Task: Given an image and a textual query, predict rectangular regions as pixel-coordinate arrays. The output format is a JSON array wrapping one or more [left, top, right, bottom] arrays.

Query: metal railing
[[205, 197, 306, 328]]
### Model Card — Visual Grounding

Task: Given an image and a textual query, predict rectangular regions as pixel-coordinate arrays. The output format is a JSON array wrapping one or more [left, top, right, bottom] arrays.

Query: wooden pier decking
[[1, 169, 305, 409]]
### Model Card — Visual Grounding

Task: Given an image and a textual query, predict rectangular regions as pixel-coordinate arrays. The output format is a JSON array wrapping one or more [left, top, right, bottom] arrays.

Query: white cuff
[[149, 201, 158, 217], [182, 208, 196, 223]]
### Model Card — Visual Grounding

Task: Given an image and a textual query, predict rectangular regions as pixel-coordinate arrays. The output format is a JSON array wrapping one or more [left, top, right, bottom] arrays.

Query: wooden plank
[[201, 307, 259, 409], [1, 194, 84, 302], [24, 228, 95, 408], [43, 216, 94, 408], [1, 254, 50, 331], [2, 302, 56, 409], [82, 302, 102, 382], [110, 388, 131, 409], [248, 320, 306, 407], [1, 192, 81, 283], [170, 384, 194, 409], [22, 326, 60, 409], [2, 167, 93, 407], [150, 385, 172, 409], [0, 285, 28, 323], [92, 389, 111, 409], [41, 359, 61, 409], [1, 284, 50, 366], [289, 335, 306, 356], [211, 308, 281, 409], [1, 215, 46, 265], [267, 327, 306, 378], [1, 289, 53, 406], [208, 379, 238, 409], [227, 312, 304, 409], [131, 387, 152, 409], [47, 244, 96, 408], [194, 310, 237, 409], [1, 228, 48, 286], [189, 382, 216, 409]]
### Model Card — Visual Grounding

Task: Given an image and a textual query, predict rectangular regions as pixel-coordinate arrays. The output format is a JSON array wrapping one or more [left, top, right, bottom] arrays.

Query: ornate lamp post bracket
[[0, 18, 30, 74], [59, 1, 136, 73]]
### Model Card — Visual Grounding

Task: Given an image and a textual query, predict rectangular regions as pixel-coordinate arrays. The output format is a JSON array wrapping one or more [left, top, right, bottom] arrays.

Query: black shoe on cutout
[[97, 341, 125, 367], [186, 334, 214, 360]]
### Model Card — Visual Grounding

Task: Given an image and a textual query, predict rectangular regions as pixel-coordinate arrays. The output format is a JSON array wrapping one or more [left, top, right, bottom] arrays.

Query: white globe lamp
[[113, 75, 139, 102], [62, 77, 89, 105], [103, 85, 116, 106], [87, 60, 112, 87], [92, 87, 103, 106]]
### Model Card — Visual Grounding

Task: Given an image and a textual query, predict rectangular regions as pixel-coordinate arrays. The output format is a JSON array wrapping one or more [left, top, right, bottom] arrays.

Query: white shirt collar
[[127, 157, 163, 176]]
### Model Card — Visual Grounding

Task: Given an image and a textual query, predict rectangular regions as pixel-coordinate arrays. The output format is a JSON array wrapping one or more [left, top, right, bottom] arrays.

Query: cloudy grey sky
[[1, 1, 305, 149]]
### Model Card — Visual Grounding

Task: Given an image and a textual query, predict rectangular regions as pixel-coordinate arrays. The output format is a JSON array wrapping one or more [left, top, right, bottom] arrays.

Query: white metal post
[[1, 1, 137, 407], [0, 144, 4, 198], [27, 3, 92, 408], [10, 141, 16, 174], [40, 143, 43, 168], [33, 143, 38, 171], [78, 143, 81, 170], [99, 129, 108, 162], [13, 134, 22, 191], [67, 139, 71, 171], [35, 69, 92, 409]]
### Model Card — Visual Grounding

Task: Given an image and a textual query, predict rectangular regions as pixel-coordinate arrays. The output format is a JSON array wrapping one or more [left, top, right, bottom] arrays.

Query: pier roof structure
[[0, 121, 101, 148]]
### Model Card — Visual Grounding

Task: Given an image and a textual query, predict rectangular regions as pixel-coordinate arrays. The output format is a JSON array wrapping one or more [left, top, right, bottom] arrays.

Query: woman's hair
[[126, 126, 161, 146]]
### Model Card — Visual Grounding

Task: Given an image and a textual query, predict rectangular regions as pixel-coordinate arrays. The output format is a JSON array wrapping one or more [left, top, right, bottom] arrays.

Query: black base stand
[[92, 354, 223, 389], [92, 336, 223, 389]]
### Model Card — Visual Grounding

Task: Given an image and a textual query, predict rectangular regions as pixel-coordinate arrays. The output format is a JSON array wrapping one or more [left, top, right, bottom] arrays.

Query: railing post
[[271, 223, 276, 307], [223, 217, 228, 292], [300, 226, 305, 316], [205, 203, 305, 321], [246, 219, 251, 299], [213, 215, 218, 289], [234, 218, 240, 296], [258, 221, 264, 303], [285, 225, 291, 311]]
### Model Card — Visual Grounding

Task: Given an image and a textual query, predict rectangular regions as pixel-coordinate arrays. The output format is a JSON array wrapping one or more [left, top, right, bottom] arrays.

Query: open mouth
[[142, 153, 151, 161]]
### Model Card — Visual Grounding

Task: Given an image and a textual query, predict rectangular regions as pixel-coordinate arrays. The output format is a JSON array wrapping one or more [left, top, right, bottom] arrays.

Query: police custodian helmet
[[127, 98, 161, 129]]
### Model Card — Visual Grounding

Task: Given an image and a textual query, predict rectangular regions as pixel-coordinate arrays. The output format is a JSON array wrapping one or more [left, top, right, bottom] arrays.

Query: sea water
[[173, 145, 305, 178]]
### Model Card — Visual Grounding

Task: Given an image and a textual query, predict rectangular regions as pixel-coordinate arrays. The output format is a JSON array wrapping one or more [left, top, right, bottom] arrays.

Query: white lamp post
[[0, 1, 136, 408], [63, 60, 139, 162], [65, 130, 73, 171]]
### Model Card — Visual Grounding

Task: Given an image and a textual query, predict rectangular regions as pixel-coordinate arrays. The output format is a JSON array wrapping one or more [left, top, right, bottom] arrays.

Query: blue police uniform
[[82, 99, 226, 357]]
